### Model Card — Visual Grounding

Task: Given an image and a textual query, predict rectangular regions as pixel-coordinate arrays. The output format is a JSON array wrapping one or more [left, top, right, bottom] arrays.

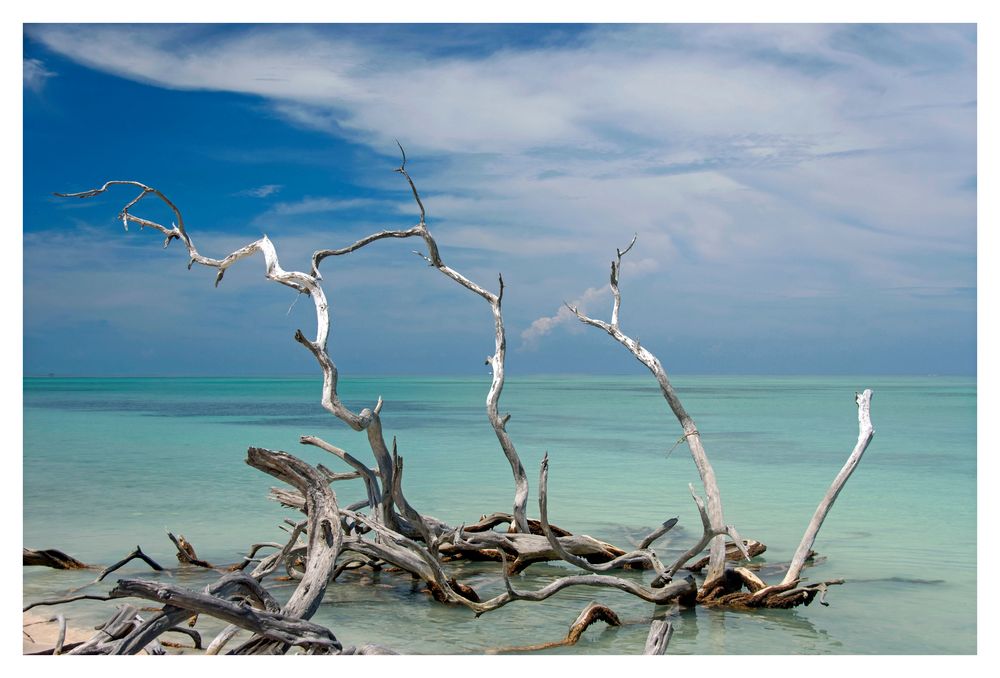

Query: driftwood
[[61, 604, 159, 655], [687, 540, 767, 572], [167, 531, 213, 568], [24, 594, 113, 613], [36, 151, 879, 655], [109, 579, 342, 654], [94, 546, 164, 583], [312, 146, 531, 532], [697, 390, 874, 608], [643, 619, 673, 655], [569, 236, 730, 588], [23, 548, 88, 570], [487, 602, 622, 653]]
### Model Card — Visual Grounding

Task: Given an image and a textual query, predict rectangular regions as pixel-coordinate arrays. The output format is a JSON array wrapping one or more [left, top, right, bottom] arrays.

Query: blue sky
[[22, 23, 976, 376]]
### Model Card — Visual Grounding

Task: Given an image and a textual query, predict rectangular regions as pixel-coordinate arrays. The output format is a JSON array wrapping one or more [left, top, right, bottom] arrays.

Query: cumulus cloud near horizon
[[520, 285, 609, 350], [520, 256, 661, 349]]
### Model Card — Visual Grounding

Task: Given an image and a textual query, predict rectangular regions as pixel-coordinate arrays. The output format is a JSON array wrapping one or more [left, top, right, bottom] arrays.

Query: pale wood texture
[[569, 237, 729, 586], [35, 158, 880, 655]]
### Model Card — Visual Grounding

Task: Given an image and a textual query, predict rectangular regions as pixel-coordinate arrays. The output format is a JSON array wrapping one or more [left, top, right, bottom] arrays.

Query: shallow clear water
[[22, 374, 976, 654]]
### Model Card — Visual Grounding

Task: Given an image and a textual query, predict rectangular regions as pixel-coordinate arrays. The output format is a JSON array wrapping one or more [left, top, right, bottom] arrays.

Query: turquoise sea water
[[22, 375, 975, 654]]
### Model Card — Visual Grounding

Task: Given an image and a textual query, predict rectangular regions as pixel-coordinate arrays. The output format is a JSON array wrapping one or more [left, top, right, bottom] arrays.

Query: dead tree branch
[[538, 453, 669, 577], [569, 236, 730, 586], [698, 391, 874, 608], [308, 146, 530, 532], [108, 579, 342, 653], [486, 602, 622, 653], [781, 389, 875, 585], [23, 548, 88, 570], [643, 619, 673, 655], [94, 545, 164, 583], [166, 531, 213, 568]]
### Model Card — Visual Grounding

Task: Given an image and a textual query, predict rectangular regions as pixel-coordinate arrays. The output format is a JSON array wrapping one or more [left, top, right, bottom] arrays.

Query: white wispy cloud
[[234, 184, 283, 198], [23, 58, 55, 92], [266, 197, 378, 216], [520, 256, 660, 349], [520, 285, 609, 349], [24, 24, 976, 372]]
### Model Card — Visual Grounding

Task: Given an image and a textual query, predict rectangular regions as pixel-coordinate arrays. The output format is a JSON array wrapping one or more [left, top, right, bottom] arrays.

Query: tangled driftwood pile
[[23, 150, 874, 654]]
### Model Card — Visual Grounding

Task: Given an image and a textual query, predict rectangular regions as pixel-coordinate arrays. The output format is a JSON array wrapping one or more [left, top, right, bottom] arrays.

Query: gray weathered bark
[[781, 390, 874, 585], [643, 619, 673, 655], [569, 236, 729, 586]]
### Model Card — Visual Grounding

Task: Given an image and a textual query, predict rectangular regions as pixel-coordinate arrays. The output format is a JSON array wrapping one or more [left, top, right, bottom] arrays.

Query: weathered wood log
[[538, 454, 669, 578], [23, 548, 88, 570], [109, 579, 341, 653], [340, 643, 399, 655], [228, 542, 284, 572], [223, 447, 345, 654], [94, 545, 164, 583], [639, 519, 679, 549], [205, 625, 242, 655], [162, 626, 202, 650], [109, 572, 284, 655], [65, 604, 150, 655], [25, 614, 70, 655], [470, 558, 699, 615], [687, 539, 766, 572], [166, 531, 213, 568], [447, 528, 628, 575], [643, 619, 673, 655], [299, 435, 382, 521], [667, 485, 750, 582], [245, 448, 342, 621], [569, 236, 730, 585], [338, 510, 480, 603], [487, 602, 622, 653], [463, 512, 573, 537]]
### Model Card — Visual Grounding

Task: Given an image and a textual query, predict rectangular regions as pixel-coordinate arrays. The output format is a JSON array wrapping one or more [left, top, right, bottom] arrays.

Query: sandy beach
[[22, 611, 196, 655], [23, 611, 100, 655]]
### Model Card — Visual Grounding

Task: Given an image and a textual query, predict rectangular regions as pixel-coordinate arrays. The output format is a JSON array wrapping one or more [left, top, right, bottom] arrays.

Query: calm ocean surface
[[22, 375, 976, 654]]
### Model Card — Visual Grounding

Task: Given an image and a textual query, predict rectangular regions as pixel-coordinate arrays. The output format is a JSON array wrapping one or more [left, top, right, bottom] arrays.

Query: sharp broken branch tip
[[620, 234, 638, 258], [395, 139, 407, 170]]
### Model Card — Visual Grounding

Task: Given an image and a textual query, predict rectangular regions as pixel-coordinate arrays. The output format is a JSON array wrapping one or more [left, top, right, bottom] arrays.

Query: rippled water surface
[[23, 375, 976, 653]]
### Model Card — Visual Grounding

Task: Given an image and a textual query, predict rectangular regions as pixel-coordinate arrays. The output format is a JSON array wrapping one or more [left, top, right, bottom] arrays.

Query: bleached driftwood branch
[[643, 619, 673, 655], [781, 389, 874, 585], [58, 153, 530, 535], [42, 153, 880, 655], [310, 145, 530, 533], [568, 236, 729, 586], [55, 181, 382, 436], [108, 579, 342, 654], [538, 453, 671, 577], [698, 390, 873, 608], [664, 485, 749, 578]]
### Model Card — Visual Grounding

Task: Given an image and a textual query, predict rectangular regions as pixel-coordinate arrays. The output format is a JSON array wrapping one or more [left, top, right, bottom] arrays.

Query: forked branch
[[569, 236, 729, 585]]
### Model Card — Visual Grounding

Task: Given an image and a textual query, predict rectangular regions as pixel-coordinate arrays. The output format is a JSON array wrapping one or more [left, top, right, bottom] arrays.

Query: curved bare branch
[[538, 454, 669, 579], [781, 389, 874, 585], [570, 236, 729, 584]]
